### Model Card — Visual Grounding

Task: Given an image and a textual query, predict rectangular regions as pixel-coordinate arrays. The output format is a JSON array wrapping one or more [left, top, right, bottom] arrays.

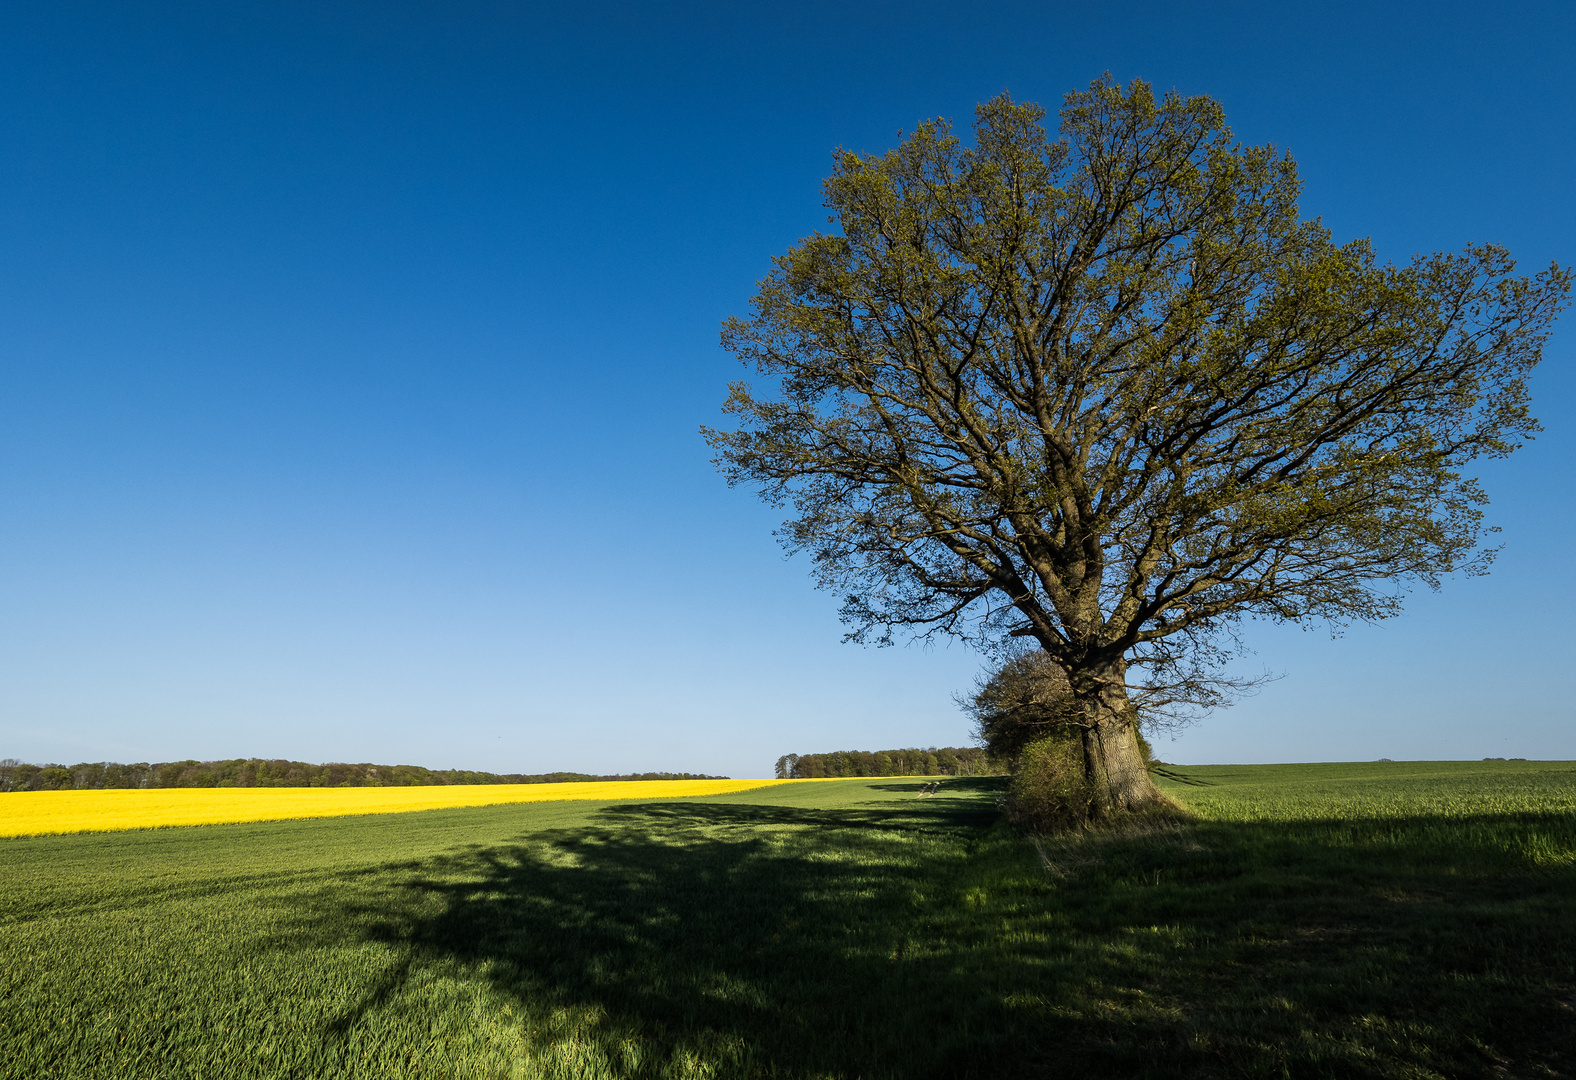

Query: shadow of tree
[[311, 793, 1576, 1079], [1147, 766, 1216, 787], [861, 777, 1005, 795], [322, 795, 1082, 1077]]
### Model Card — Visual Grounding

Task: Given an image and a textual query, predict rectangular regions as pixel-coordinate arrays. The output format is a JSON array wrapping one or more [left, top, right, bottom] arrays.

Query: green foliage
[[1004, 730, 1094, 831], [965, 651, 1077, 764], [3, 763, 1574, 1078], [708, 75, 1571, 715], [777, 746, 999, 778], [1001, 726, 1156, 833], [0, 756, 726, 792]]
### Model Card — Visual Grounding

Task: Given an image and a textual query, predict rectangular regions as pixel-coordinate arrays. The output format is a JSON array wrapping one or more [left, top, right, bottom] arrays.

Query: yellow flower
[[0, 779, 805, 836]]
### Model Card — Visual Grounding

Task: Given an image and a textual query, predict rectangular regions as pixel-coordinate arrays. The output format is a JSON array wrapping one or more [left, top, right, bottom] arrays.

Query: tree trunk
[[1077, 659, 1164, 814]]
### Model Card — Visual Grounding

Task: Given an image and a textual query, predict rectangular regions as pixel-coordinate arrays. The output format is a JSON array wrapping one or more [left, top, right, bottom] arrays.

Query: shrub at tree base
[[1005, 733, 1093, 831], [1004, 728, 1165, 833]]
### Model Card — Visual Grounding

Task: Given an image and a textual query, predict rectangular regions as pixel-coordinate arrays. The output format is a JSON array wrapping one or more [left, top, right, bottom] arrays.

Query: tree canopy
[[707, 77, 1568, 810]]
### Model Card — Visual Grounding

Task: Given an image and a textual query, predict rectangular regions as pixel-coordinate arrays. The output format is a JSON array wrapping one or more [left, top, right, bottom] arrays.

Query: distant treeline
[[0, 758, 726, 793], [775, 747, 1002, 779]]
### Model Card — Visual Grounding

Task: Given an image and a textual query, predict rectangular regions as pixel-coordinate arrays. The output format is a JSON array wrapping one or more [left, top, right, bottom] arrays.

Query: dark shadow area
[[863, 777, 1007, 796], [1148, 766, 1216, 786], [324, 798, 1045, 1077], [594, 797, 996, 830], [312, 797, 1576, 1079]]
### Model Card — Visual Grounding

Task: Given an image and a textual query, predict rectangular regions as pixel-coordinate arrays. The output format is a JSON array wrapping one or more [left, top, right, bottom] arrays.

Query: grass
[[2, 762, 1573, 1078]]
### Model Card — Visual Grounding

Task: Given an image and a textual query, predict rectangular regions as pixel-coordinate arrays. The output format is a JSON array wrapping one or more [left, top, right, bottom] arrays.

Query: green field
[[3, 761, 1574, 1079]]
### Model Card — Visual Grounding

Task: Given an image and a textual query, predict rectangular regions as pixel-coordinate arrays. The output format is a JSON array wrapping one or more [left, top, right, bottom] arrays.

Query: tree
[[706, 77, 1570, 816]]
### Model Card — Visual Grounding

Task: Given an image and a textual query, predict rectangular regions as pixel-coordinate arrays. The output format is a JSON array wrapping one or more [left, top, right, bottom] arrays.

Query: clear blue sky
[[1, 1, 1571, 776]]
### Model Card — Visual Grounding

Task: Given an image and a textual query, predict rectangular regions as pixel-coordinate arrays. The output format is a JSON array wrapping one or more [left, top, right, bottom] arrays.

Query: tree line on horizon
[[774, 747, 1002, 779], [0, 758, 727, 793]]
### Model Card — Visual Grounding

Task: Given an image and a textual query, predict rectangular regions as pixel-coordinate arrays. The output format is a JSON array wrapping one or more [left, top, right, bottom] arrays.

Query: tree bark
[[1077, 659, 1164, 814]]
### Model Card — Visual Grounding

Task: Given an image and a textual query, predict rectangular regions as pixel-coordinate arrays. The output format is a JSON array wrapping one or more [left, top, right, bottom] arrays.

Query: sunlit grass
[[1160, 759, 1576, 821], [0, 778, 819, 836], [1156, 759, 1576, 868]]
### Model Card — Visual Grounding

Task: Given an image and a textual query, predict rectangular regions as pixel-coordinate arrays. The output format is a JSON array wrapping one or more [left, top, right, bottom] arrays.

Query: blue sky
[[1, 1, 1571, 776]]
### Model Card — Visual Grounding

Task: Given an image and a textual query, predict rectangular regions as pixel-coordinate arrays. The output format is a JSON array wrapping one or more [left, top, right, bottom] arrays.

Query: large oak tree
[[706, 79, 1569, 813]]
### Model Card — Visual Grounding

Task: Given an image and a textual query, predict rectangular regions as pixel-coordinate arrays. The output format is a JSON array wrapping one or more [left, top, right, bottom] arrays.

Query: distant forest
[[0, 758, 727, 793], [775, 747, 1002, 779]]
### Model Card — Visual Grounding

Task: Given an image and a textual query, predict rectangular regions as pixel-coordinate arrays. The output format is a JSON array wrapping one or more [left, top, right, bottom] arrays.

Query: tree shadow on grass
[[323, 796, 1077, 1078], [1147, 766, 1216, 786], [862, 777, 1006, 796], [317, 796, 1576, 1079]]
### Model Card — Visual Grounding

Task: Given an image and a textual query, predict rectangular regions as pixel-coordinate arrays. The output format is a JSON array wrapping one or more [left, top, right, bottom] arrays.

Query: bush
[[1003, 730, 1096, 832], [969, 650, 1161, 832], [965, 652, 1075, 765], [1005, 726, 1168, 833]]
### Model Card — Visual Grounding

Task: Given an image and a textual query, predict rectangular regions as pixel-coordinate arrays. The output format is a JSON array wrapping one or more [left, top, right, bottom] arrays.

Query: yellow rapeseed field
[[0, 779, 805, 837]]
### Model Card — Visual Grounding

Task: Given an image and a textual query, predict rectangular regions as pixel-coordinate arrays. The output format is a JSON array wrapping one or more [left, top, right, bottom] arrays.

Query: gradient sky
[[1, 1, 1572, 777]]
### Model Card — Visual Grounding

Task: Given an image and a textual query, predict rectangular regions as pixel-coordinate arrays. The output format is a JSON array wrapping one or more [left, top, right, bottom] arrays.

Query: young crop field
[[2, 761, 1573, 1079]]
